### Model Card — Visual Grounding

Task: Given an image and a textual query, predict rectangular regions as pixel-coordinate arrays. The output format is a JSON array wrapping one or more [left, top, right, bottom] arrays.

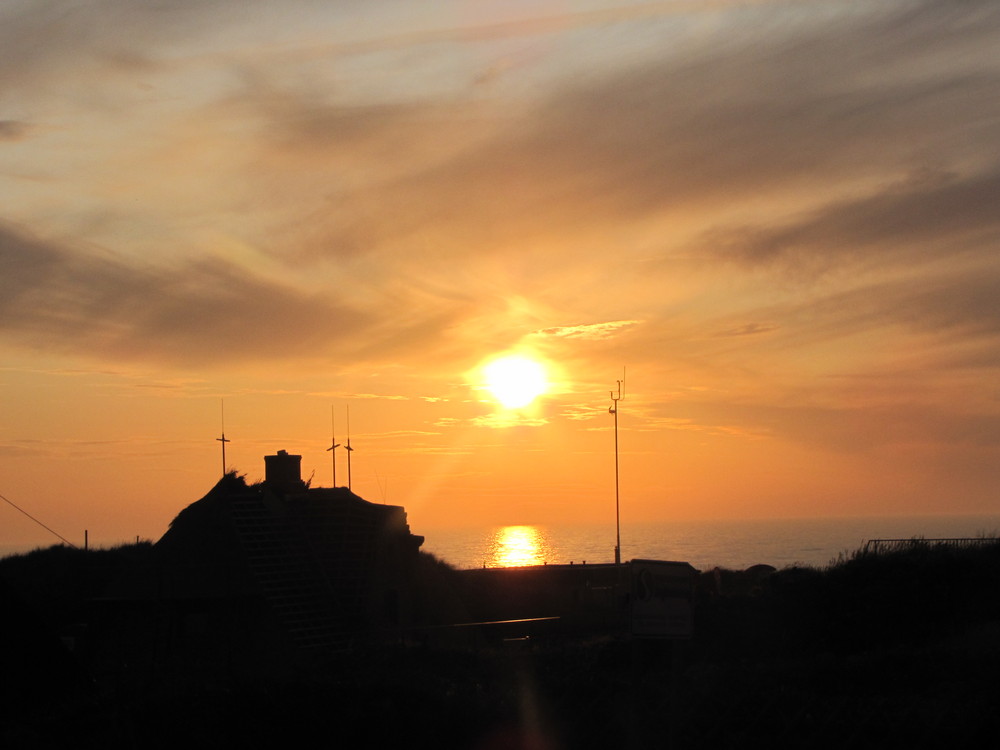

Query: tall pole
[[610, 375, 624, 565], [345, 404, 354, 491], [216, 398, 230, 478], [326, 405, 340, 487]]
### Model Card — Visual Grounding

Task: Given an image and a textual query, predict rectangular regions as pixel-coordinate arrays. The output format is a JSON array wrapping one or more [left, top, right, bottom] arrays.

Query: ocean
[[5, 514, 998, 571], [420, 515, 1000, 571]]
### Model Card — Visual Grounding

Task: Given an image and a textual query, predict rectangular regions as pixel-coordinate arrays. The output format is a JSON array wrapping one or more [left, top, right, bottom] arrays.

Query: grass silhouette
[[2, 536, 999, 747]]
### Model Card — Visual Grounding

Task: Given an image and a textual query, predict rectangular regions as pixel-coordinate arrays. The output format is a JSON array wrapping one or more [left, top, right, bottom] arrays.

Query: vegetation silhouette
[[3, 534, 999, 747]]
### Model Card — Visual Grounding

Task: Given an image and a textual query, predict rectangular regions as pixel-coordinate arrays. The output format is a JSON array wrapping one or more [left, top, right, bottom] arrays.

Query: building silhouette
[[100, 451, 425, 679]]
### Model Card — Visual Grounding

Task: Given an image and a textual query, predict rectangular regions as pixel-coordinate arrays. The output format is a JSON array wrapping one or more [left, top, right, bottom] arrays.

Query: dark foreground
[[3, 540, 999, 748]]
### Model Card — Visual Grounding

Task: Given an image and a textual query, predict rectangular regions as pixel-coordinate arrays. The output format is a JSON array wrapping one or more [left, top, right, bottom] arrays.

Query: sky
[[3, 0, 1000, 550]]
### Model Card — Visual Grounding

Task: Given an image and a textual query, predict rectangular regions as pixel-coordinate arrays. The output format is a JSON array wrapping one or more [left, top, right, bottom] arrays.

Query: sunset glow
[[487, 526, 550, 568], [2, 1, 1000, 552], [482, 355, 549, 409]]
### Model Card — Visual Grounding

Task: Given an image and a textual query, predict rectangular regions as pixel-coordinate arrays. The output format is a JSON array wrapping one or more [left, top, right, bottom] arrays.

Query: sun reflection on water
[[485, 525, 552, 567]]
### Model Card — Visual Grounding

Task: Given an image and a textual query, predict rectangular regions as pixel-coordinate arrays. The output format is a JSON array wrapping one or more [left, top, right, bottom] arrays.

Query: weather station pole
[[610, 373, 624, 565]]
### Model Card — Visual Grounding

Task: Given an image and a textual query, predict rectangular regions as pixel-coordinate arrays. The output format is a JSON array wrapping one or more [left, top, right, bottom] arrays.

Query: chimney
[[264, 450, 304, 494]]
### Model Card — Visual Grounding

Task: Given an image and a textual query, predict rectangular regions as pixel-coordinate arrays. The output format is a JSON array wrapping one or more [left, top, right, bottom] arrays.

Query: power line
[[0, 491, 78, 548]]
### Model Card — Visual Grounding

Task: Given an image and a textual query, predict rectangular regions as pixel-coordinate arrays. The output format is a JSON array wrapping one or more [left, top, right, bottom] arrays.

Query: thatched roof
[[108, 470, 423, 635], [152, 472, 259, 599]]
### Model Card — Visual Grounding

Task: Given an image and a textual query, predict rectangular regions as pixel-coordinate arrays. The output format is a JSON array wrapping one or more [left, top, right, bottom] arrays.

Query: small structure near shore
[[457, 558, 698, 641]]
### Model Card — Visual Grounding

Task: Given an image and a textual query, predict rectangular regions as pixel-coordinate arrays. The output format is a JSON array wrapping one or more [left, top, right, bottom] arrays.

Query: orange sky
[[3, 1, 1000, 549]]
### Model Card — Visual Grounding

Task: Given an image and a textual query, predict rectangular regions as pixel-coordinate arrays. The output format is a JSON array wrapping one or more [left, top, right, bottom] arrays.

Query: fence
[[862, 537, 998, 555]]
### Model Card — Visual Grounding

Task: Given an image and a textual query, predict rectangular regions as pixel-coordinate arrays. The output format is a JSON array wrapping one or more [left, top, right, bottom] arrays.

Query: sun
[[482, 355, 549, 409]]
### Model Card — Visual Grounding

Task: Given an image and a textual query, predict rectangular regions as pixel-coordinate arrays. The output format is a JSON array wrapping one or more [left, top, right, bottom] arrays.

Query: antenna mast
[[345, 404, 354, 491], [609, 370, 625, 565], [326, 405, 341, 487], [216, 398, 231, 477]]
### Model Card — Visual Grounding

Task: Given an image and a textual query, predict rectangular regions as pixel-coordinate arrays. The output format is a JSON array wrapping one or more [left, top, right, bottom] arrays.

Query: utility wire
[[0, 491, 78, 548]]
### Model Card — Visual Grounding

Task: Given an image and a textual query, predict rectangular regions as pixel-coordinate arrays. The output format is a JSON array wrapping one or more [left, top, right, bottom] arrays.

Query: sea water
[[5, 514, 998, 570], [420, 515, 1000, 571]]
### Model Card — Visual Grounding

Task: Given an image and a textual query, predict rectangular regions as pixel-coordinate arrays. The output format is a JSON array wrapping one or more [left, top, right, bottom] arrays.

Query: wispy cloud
[[0, 120, 32, 141], [470, 413, 550, 429], [560, 404, 607, 422], [714, 323, 778, 339], [0, 224, 376, 366], [535, 320, 641, 340], [702, 169, 1000, 272]]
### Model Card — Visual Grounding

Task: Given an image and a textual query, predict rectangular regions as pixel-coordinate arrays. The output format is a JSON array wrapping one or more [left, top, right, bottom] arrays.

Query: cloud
[[471, 413, 549, 429], [753, 265, 1000, 356], [0, 223, 403, 367], [434, 408, 552, 429], [714, 323, 778, 339], [0, 441, 48, 458], [703, 168, 1000, 271], [4, 1, 1000, 382], [342, 393, 410, 401], [0, 120, 32, 141], [232, 0, 1000, 314], [560, 403, 606, 422], [535, 320, 641, 340], [640, 394, 1000, 456]]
